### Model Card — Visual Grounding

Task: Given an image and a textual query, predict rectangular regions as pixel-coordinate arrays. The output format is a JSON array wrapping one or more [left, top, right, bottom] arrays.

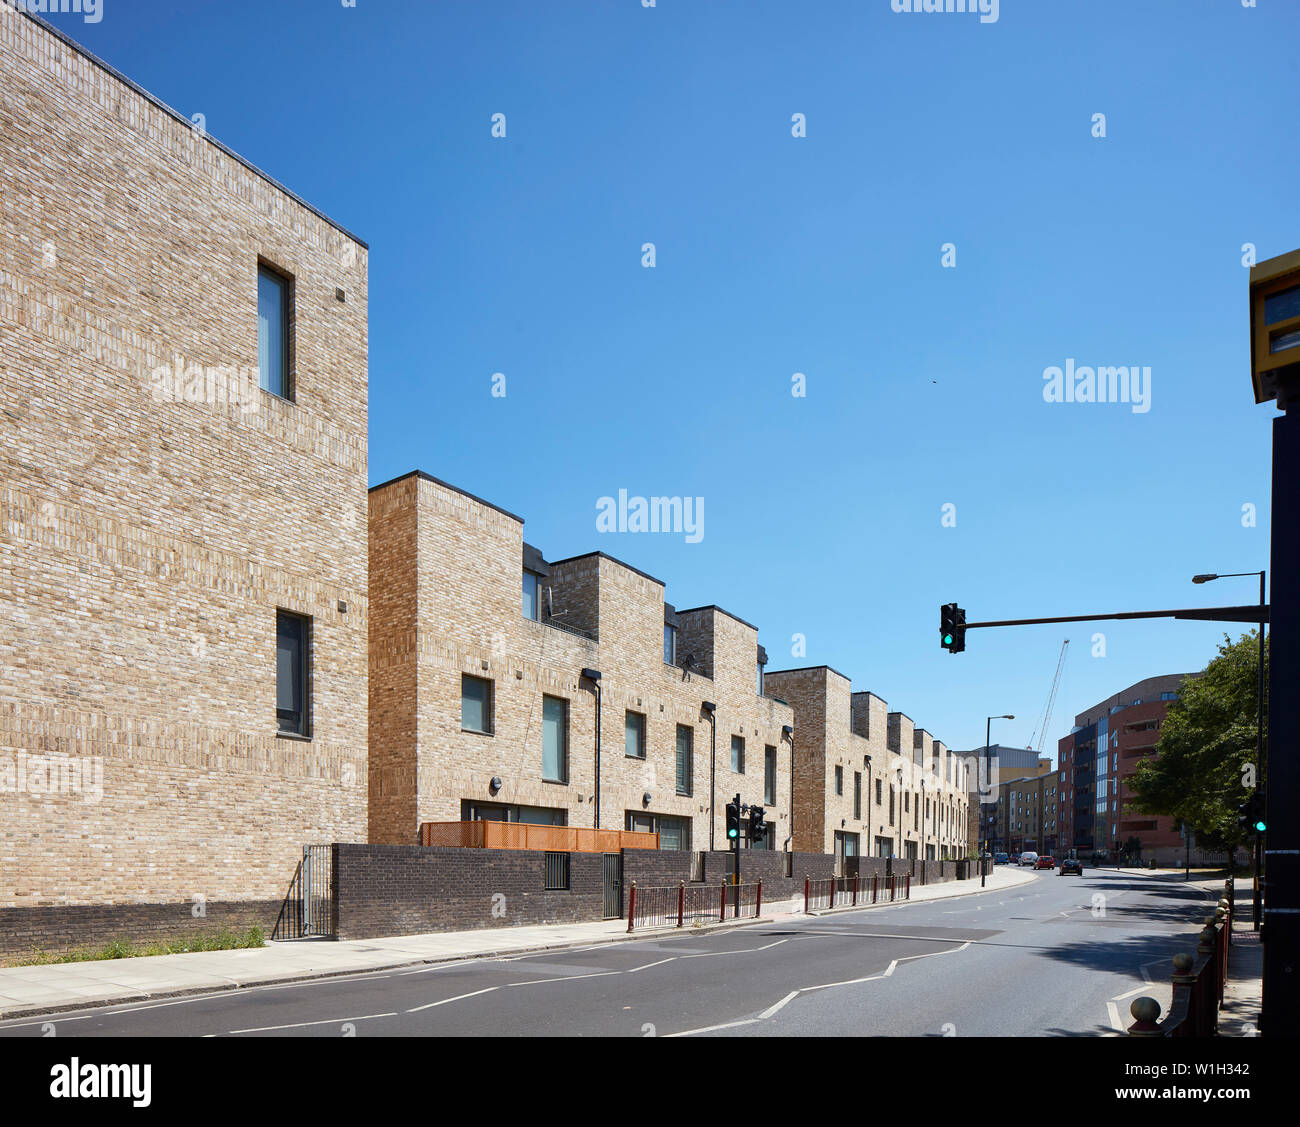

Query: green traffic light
[[727, 829, 738, 838], [1254, 820, 1266, 833], [943, 633, 954, 646]]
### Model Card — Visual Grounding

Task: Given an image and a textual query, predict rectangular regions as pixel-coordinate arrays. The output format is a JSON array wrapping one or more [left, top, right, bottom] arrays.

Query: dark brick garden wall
[[332, 843, 606, 939], [0, 900, 282, 961]]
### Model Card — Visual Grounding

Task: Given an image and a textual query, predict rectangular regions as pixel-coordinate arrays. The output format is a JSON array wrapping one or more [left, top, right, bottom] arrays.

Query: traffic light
[[726, 800, 741, 842], [940, 603, 966, 653], [1239, 791, 1267, 834], [748, 805, 766, 842]]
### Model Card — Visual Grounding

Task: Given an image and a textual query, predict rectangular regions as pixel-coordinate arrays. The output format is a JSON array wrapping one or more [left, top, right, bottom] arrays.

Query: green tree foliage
[[1127, 632, 1266, 849]]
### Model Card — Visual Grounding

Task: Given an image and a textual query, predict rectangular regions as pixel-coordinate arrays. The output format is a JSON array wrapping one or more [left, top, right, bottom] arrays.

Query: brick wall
[[1, 12, 368, 915]]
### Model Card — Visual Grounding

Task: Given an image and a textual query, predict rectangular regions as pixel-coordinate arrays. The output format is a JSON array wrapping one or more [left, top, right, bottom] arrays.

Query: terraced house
[[763, 667, 969, 864], [0, 11, 369, 952], [367, 472, 793, 854]]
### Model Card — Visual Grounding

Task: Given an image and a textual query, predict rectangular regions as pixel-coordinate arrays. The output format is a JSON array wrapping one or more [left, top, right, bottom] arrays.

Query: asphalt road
[[0, 868, 1221, 1037]]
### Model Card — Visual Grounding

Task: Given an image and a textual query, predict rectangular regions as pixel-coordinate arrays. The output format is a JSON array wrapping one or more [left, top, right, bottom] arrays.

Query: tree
[[1127, 632, 1266, 851]]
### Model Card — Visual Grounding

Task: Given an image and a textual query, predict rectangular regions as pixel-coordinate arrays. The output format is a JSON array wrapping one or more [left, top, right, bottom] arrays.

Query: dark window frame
[[625, 710, 647, 760], [461, 673, 494, 735], [542, 694, 568, 783], [257, 260, 294, 401], [276, 609, 311, 738]]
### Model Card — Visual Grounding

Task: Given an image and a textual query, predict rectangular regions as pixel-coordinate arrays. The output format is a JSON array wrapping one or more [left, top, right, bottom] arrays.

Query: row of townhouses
[[0, 11, 969, 950]]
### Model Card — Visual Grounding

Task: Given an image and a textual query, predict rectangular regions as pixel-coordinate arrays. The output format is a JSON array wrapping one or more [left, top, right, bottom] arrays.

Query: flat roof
[[369, 470, 525, 524], [547, 551, 666, 589], [21, 10, 367, 249], [764, 664, 855, 685], [675, 604, 759, 632]]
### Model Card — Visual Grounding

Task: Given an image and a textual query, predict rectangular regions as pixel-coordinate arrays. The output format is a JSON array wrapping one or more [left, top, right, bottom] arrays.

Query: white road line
[[678, 939, 788, 960], [506, 971, 620, 987], [627, 957, 678, 974], [406, 986, 498, 1013], [665, 1017, 759, 1037], [229, 1011, 397, 1034], [1107, 1002, 1123, 1032], [758, 991, 800, 1020]]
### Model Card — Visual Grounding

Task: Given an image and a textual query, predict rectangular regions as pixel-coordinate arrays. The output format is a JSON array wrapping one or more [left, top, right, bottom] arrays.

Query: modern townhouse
[[762, 667, 969, 865], [0, 11, 368, 952], [367, 472, 793, 855]]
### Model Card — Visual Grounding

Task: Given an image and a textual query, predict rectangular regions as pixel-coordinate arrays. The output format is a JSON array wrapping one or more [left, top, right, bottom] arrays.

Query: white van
[[1019, 851, 1039, 866]]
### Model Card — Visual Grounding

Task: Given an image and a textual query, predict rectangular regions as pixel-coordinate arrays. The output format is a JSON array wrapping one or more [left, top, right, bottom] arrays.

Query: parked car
[[1060, 857, 1084, 876], [1019, 851, 1039, 866], [993, 852, 1010, 865], [1034, 855, 1055, 870]]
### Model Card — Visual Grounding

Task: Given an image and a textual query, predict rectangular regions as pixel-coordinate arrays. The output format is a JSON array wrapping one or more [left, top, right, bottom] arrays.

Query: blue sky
[[49, 0, 1293, 758]]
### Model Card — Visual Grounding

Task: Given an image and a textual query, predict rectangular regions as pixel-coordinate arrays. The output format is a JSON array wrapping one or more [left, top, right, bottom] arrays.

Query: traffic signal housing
[[940, 603, 966, 654], [1239, 791, 1267, 835], [726, 800, 741, 842], [748, 805, 766, 844]]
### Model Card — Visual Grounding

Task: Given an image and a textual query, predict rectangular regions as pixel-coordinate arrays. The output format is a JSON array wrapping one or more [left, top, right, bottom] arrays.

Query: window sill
[[462, 727, 494, 737], [542, 778, 569, 786], [276, 731, 313, 742], [626, 754, 646, 761]]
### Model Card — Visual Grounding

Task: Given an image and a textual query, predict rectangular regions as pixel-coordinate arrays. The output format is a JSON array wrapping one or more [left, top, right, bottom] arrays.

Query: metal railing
[[271, 845, 335, 940], [627, 880, 763, 933], [804, 873, 909, 913], [544, 851, 570, 890], [1128, 878, 1234, 1037]]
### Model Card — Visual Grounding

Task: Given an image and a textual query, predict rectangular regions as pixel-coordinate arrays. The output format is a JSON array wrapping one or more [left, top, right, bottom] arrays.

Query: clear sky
[[45, 0, 1294, 759]]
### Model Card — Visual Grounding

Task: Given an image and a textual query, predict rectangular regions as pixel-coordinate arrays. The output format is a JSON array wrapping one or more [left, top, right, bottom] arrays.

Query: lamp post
[[1193, 571, 1266, 930], [982, 715, 1014, 886]]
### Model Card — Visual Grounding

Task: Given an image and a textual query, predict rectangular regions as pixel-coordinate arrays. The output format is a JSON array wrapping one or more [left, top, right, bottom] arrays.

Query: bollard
[[1127, 996, 1163, 1036], [906, 873, 911, 900], [756, 880, 762, 918], [720, 880, 727, 922], [627, 881, 637, 934]]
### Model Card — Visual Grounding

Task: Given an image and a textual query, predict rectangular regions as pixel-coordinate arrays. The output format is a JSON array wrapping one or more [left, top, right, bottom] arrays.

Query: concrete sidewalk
[[0, 868, 1034, 1022], [1218, 913, 1263, 1036]]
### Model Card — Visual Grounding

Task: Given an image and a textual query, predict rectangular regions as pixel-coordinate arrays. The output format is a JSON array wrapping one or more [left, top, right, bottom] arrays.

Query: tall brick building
[[1057, 674, 1202, 864], [1, 12, 369, 941]]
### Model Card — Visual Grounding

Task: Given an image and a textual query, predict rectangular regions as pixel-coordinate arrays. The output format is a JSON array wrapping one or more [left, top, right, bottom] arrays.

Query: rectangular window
[[276, 610, 309, 736], [257, 264, 291, 399], [522, 571, 541, 620], [676, 725, 693, 796], [663, 624, 676, 665], [625, 711, 646, 759], [544, 852, 569, 890], [889, 786, 895, 826], [757, 664, 763, 695], [854, 772, 862, 820], [462, 674, 493, 734], [542, 695, 567, 782], [834, 765, 843, 795], [876, 779, 882, 805], [764, 745, 777, 805], [731, 735, 745, 773]]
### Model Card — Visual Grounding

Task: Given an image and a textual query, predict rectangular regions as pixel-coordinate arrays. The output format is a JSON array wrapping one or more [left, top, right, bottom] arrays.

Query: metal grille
[[272, 845, 335, 940], [544, 851, 570, 890], [627, 881, 762, 932]]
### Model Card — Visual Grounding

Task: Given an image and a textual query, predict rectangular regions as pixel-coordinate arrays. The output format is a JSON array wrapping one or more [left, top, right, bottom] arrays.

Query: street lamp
[[1193, 570, 1266, 930], [982, 714, 1015, 886]]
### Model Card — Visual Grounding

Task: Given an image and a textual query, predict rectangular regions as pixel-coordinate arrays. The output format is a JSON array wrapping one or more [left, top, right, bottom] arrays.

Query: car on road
[[1034, 855, 1055, 870], [1019, 851, 1039, 866], [993, 852, 1010, 865], [1059, 857, 1084, 875]]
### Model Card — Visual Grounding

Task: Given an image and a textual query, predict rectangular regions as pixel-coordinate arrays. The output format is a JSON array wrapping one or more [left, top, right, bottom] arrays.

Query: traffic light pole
[[1264, 409, 1300, 1036], [733, 793, 741, 887]]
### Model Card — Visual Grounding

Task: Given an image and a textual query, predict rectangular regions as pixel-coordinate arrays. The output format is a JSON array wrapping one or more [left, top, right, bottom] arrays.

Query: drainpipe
[[582, 669, 602, 829], [702, 701, 717, 850], [782, 724, 795, 852]]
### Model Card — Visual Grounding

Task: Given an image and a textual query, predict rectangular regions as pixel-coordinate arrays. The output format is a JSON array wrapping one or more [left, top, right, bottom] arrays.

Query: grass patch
[[7, 926, 266, 967]]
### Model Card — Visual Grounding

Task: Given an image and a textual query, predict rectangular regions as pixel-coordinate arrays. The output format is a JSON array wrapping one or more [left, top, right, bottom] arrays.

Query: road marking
[[627, 957, 678, 974], [229, 1011, 397, 1034], [678, 939, 788, 960], [665, 1017, 759, 1037], [758, 991, 800, 1020], [406, 987, 498, 1013], [506, 971, 620, 987], [1107, 1002, 1124, 1032]]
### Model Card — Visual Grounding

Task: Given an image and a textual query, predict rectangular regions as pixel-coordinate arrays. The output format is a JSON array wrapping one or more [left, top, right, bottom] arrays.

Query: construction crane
[[1029, 639, 1069, 757]]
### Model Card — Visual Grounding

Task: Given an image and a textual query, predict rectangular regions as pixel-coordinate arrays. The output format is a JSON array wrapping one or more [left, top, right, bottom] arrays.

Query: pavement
[[0, 865, 1037, 1021]]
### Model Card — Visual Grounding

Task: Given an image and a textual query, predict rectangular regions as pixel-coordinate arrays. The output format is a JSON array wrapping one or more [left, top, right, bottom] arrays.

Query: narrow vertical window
[[276, 610, 309, 736], [675, 725, 693, 796], [764, 745, 776, 805], [522, 570, 540, 620], [730, 735, 744, 773], [625, 711, 646, 759], [462, 675, 493, 734], [257, 265, 291, 399], [542, 695, 567, 782], [663, 624, 676, 665], [834, 765, 843, 795], [854, 772, 862, 820]]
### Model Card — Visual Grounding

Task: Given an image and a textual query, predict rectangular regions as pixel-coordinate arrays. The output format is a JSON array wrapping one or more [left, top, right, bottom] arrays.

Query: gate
[[272, 845, 335, 939], [602, 853, 622, 919]]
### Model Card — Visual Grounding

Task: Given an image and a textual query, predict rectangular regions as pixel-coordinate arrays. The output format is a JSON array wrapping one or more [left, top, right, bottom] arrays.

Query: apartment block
[[368, 472, 793, 853], [1057, 674, 1201, 863], [0, 12, 368, 940], [763, 667, 969, 862]]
